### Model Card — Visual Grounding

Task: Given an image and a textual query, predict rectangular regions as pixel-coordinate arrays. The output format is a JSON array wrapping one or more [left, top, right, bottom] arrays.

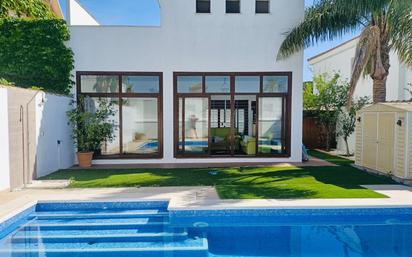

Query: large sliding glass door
[[177, 97, 209, 155], [174, 72, 291, 158]]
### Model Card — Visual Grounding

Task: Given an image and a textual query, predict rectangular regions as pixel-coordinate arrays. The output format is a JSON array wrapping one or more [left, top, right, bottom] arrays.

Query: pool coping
[[2, 199, 412, 226], [1, 184, 412, 223]]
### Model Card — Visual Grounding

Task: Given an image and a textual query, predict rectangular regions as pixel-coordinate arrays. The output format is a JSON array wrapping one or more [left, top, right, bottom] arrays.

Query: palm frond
[[277, 0, 390, 59], [388, 0, 412, 66], [348, 26, 381, 105]]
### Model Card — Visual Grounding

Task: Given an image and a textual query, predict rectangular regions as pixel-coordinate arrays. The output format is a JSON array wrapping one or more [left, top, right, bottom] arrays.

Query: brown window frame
[[173, 71, 292, 159], [76, 71, 163, 159]]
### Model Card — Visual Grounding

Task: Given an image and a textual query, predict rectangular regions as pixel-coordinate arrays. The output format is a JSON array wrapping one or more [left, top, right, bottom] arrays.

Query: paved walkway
[[70, 156, 334, 169], [1, 184, 412, 222]]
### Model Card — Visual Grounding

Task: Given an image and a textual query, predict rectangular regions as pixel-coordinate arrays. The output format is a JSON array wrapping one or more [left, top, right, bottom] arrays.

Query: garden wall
[[0, 88, 10, 191], [0, 86, 75, 191]]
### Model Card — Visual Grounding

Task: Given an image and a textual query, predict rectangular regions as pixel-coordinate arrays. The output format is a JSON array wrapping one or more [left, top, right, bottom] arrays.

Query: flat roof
[[307, 36, 359, 63]]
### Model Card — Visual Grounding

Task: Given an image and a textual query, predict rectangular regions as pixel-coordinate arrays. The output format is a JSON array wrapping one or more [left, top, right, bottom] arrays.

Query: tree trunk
[[344, 137, 350, 156], [325, 130, 330, 151], [371, 31, 390, 103], [325, 123, 332, 151], [372, 78, 387, 103]]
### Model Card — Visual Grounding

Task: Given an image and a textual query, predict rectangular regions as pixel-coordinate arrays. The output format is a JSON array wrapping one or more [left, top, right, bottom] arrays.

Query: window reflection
[[177, 76, 203, 93], [180, 98, 209, 154], [81, 75, 119, 93], [122, 76, 159, 93], [122, 98, 158, 154], [235, 76, 260, 93], [84, 96, 120, 155], [263, 76, 288, 93], [258, 97, 284, 154], [206, 76, 230, 93]]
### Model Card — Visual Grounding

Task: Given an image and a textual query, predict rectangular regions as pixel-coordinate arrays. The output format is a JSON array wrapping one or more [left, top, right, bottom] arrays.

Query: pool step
[[0, 238, 209, 257], [9, 232, 189, 243], [28, 216, 166, 225], [13, 226, 186, 237], [19, 221, 171, 231], [31, 210, 169, 220], [35, 201, 169, 213]]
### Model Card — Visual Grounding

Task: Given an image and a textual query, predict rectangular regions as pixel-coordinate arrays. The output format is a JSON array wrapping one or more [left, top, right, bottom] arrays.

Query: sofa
[[240, 136, 256, 155]]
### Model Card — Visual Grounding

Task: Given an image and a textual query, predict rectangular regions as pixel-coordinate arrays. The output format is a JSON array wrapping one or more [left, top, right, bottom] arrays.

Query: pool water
[[0, 201, 411, 257]]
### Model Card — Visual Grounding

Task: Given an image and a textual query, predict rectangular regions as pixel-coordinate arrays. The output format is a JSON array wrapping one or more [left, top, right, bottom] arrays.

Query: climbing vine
[[0, 18, 74, 94], [0, 0, 55, 19]]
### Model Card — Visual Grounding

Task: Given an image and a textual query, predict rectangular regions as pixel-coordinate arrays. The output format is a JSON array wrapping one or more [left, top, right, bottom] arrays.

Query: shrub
[[0, 18, 74, 94]]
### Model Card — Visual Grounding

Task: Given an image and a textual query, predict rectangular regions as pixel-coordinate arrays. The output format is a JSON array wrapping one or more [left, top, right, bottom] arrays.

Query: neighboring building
[[67, 0, 304, 165], [308, 37, 412, 154]]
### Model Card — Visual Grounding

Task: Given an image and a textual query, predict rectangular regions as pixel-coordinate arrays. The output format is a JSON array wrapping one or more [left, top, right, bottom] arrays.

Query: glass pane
[[263, 76, 288, 93], [122, 76, 159, 93], [80, 75, 119, 93], [196, 0, 210, 13], [177, 76, 203, 93], [234, 95, 257, 156], [256, 0, 269, 13], [122, 98, 158, 155], [184, 98, 209, 154], [205, 76, 230, 93], [258, 97, 284, 154], [83, 96, 120, 155], [235, 76, 260, 93], [226, 0, 240, 13], [178, 98, 183, 153], [210, 96, 231, 155]]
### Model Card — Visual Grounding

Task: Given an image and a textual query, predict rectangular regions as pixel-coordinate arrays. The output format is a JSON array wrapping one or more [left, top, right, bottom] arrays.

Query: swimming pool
[[0, 201, 411, 257]]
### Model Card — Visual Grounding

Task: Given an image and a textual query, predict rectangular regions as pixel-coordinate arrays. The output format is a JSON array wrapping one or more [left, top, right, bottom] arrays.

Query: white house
[[67, 0, 304, 165], [308, 37, 412, 154]]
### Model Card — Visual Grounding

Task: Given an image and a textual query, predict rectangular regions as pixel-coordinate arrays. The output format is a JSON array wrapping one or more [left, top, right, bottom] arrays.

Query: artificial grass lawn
[[42, 151, 396, 199]]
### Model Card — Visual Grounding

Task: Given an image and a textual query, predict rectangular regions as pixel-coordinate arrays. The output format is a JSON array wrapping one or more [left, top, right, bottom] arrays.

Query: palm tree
[[278, 0, 412, 104]]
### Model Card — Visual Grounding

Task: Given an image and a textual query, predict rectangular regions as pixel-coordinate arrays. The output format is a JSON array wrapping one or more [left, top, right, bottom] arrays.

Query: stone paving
[[1, 184, 412, 222]]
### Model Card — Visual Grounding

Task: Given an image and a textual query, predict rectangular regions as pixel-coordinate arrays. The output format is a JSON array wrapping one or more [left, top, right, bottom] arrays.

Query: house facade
[[67, 0, 304, 164], [308, 37, 412, 154]]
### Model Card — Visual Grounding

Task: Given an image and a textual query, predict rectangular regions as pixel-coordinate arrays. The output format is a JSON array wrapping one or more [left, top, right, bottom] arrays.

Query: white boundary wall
[[0, 88, 10, 191], [0, 86, 74, 191], [35, 92, 75, 178]]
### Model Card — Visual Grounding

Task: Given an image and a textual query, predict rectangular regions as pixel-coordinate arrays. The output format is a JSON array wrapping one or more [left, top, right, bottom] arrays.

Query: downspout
[[24, 90, 42, 187]]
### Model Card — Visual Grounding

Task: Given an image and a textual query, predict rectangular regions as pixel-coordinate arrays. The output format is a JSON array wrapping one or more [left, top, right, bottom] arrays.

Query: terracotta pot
[[77, 152, 94, 168]]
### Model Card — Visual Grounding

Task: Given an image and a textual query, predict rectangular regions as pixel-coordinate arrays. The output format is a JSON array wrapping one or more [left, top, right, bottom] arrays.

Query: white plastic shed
[[355, 102, 412, 179]]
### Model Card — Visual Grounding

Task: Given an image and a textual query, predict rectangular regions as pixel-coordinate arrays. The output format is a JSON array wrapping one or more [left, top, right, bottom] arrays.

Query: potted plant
[[67, 96, 116, 167]]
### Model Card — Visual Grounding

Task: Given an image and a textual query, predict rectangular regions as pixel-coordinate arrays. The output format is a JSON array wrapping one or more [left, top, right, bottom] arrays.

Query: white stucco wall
[[0, 88, 10, 191], [68, 0, 304, 164], [35, 93, 75, 177], [309, 37, 412, 154], [67, 0, 99, 26]]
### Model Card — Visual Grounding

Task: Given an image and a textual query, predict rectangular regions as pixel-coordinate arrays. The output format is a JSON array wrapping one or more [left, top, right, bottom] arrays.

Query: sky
[[58, 0, 360, 82]]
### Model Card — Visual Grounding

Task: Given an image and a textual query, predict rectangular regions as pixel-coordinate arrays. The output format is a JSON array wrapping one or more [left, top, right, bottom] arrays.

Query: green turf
[[41, 150, 396, 199]]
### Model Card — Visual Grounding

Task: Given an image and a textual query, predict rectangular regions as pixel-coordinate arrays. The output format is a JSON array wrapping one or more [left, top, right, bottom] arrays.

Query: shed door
[[362, 112, 378, 170], [377, 113, 395, 173]]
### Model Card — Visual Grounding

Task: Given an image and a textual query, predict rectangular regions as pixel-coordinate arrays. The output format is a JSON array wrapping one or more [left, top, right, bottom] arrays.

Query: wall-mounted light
[[357, 117, 361, 123], [397, 119, 402, 126]]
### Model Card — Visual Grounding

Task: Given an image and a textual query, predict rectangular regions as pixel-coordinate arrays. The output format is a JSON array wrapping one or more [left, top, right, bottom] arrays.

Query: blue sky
[[59, 0, 360, 81]]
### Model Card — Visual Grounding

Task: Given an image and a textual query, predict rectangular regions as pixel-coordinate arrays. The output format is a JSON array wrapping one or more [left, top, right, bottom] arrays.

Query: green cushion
[[211, 128, 231, 138]]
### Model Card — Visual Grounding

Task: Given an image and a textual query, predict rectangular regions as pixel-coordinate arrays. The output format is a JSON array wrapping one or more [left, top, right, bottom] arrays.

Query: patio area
[[1, 185, 412, 222]]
